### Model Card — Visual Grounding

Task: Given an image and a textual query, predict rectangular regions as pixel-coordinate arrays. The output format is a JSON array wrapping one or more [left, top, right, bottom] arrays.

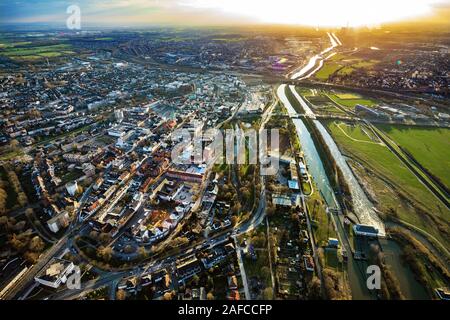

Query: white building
[[34, 258, 75, 289], [47, 210, 70, 233], [115, 109, 124, 123], [65, 181, 78, 196]]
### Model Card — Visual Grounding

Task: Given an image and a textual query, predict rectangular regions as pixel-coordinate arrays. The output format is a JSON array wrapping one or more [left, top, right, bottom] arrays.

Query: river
[[284, 31, 385, 235], [276, 32, 433, 299], [277, 32, 390, 299]]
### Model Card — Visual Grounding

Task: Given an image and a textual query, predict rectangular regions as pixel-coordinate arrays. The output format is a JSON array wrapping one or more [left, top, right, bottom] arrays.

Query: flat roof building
[[34, 258, 75, 289], [353, 224, 379, 238]]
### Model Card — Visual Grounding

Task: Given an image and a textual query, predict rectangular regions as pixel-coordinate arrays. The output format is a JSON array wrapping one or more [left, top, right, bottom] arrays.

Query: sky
[[1, 0, 449, 27]]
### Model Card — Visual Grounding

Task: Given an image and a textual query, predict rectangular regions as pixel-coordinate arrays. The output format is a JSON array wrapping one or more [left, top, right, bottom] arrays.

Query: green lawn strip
[[307, 180, 337, 247], [0, 149, 24, 161], [0, 44, 71, 57], [327, 93, 377, 109]]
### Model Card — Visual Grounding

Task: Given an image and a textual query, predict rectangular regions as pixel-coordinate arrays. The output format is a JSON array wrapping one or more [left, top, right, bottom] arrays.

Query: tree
[[172, 237, 189, 247], [29, 236, 45, 252], [116, 289, 127, 300], [17, 193, 27, 207], [9, 139, 20, 151], [261, 266, 271, 280], [192, 274, 200, 286], [207, 292, 215, 300], [231, 203, 241, 215], [138, 246, 147, 259], [163, 292, 173, 300], [307, 276, 322, 299], [13, 220, 26, 232], [262, 287, 273, 300], [97, 246, 113, 261], [251, 234, 266, 248], [123, 245, 135, 254], [266, 204, 276, 217], [240, 187, 251, 202], [9, 234, 27, 251], [98, 232, 112, 245], [24, 251, 40, 263], [0, 185, 7, 215], [25, 208, 34, 219], [28, 108, 41, 119], [89, 230, 99, 240], [0, 216, 8, 226]]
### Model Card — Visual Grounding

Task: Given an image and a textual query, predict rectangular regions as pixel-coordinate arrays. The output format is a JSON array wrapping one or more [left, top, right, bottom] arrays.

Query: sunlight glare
[[181, 0, 444, 26]]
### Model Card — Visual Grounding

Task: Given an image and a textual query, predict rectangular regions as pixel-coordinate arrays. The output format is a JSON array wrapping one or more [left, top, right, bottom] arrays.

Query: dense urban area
[[0, 23, 449, 301]]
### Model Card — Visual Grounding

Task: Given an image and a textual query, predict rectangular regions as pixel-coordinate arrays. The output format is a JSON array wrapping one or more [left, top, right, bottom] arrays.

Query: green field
[[0, 43, 72, 60], [315, 54, 379, 81], [0, 41, 32, 48], [318, 105, 347, 116], [307, 180, 337, 247], [325, 121, 450, 246], [315, 63, 342, 80], [335, 93, 360, 100], [376, 124, 450, 189], [337, 67, 355, 76], [328, 92, 377, 108], [333, 122, 380, 144]]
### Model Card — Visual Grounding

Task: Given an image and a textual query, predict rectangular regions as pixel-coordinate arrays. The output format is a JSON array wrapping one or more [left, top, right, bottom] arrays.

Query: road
[[233, 236, 251, 300], [3, 32, 351, 301], [0, 234, 69, 299], [234, 89, 279, 235], [105, 34, 340, 300], [45, 271, 129, 300]]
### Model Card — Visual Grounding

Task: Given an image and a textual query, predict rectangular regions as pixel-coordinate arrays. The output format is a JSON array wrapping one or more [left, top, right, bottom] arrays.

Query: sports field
[[376, 124, 450, 189]]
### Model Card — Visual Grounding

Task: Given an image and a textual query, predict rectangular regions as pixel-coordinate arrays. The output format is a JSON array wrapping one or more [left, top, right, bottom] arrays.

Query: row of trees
[[0, 179, 7, 215], [0, 165, 29, 214], [6, 168, 28, 207], [3, 220, 46, 263]]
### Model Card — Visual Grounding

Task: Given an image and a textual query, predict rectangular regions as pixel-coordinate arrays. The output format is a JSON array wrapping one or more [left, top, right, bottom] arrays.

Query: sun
[[181, 0, 443, 27]]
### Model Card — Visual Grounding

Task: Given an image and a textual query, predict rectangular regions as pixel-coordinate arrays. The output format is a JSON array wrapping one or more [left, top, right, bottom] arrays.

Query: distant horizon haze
[[0, 0, 449, 28]]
